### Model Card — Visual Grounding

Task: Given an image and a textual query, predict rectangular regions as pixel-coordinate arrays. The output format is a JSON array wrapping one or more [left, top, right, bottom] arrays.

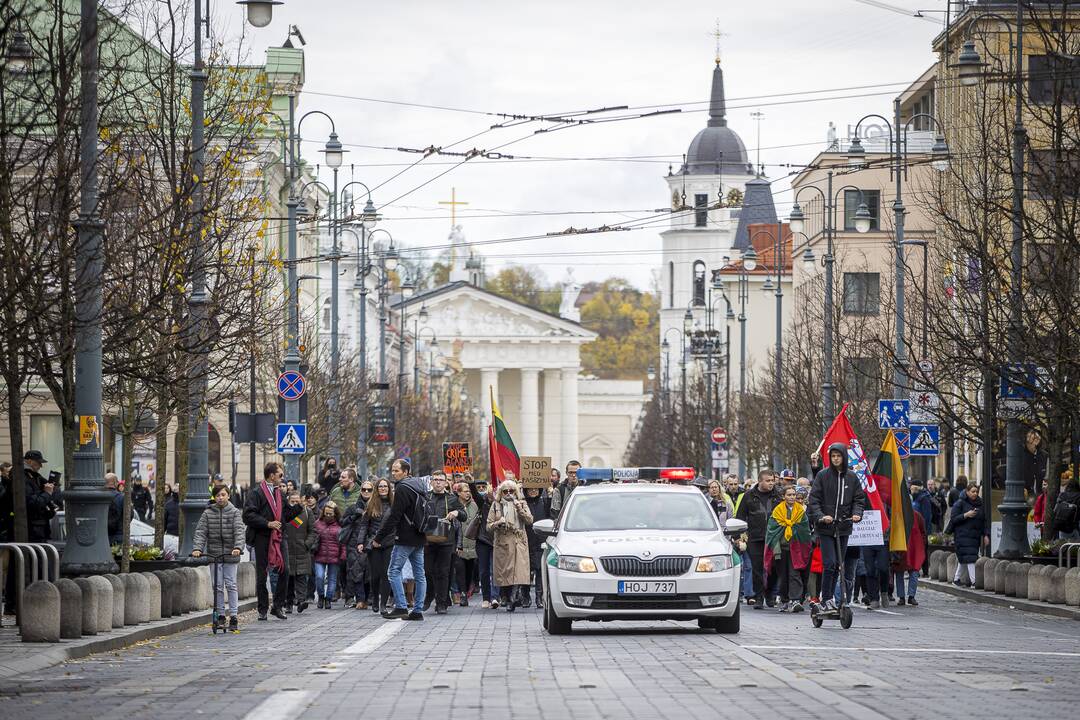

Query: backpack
[[1054, 499, 1079, 533], [402, 483, 437, 534]]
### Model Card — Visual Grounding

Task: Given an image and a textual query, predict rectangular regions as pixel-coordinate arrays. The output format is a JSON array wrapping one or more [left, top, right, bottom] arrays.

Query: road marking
[[242, 690, 313, 720], [715, 638, 888, 720], [341, 621, 405, 655], [741, 645, 1080, 657]]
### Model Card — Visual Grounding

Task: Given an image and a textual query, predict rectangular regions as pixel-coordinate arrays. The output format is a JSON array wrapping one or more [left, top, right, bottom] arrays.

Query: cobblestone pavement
[[1, 589, 1078, 719]]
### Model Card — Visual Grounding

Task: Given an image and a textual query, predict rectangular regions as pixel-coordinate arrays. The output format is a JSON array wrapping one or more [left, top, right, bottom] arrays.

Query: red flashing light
[[659, 467, 695, 481]]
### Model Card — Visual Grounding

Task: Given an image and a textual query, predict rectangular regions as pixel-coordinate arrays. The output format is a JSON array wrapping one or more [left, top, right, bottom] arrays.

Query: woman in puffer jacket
[[313, 502, 347, 609]]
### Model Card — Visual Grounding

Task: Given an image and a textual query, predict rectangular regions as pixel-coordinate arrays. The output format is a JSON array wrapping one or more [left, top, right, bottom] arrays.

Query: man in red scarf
[[244, 462, 302, 620]]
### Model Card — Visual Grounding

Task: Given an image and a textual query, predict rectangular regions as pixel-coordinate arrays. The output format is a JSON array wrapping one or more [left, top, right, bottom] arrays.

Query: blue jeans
[[475, 542, 499, 602], [388, 544, 426, 613], [739, 550, 753, 598], [894, 569, 919, 597], [314, 562, 339, 601]]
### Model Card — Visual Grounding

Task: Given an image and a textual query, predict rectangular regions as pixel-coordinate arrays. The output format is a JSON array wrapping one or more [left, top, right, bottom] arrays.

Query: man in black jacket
[[375, 459, 430, 620], [423, 470, 467, 614], [736, 469, 782, 608], [131, 478, 153, 522], [22, 451, 58, 542], [809, 443, 867, 611], [243, 461, 302, 621]]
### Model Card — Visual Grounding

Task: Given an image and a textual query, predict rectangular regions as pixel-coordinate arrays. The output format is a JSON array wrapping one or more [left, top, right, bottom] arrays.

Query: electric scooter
[[809, 532, 854, 630]]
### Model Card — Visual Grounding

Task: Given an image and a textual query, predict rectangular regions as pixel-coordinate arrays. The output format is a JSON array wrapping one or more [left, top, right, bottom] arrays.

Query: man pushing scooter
[[808, 443, 866, 620]]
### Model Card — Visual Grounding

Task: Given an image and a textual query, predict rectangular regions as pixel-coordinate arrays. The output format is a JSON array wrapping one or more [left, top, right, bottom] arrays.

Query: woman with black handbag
[[357, 478, 394, 613], [423, 471, 467, 614], [454, 482, 479, 606]]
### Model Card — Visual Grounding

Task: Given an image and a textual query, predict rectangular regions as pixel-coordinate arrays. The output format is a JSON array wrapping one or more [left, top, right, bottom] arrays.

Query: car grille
[[599, 556, 693, 577], [588, 594, 701, 610]]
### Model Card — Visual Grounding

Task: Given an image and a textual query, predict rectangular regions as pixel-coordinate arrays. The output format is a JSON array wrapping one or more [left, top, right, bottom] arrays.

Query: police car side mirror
[[723, 519, 747, 536], [532, 519, 556, 538]]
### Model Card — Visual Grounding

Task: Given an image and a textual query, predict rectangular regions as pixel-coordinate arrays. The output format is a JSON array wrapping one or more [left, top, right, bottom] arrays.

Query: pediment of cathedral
[[410, 283, 597, 342]]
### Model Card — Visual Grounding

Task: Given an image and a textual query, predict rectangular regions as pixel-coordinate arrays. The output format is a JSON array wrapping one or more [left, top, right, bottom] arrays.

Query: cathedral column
[[561, 366, 580, 462], [519, 368, 541, 456], [481, 368, 500, 424], [542, 368, 562, 466]]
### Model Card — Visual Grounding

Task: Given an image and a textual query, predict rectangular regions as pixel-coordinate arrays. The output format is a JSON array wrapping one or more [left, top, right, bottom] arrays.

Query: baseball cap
[[24, 450, 47, 464], [780, 469, 795, 479]]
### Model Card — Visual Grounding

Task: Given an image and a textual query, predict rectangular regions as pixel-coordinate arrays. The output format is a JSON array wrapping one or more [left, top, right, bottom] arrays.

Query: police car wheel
[[545, 593, 572, 635], [713, 603, 740, 634]]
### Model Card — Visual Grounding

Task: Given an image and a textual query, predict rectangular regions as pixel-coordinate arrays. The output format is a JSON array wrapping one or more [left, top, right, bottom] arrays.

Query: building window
[[843, 357, 879, 401], [694, 193, 709, 227], [692, 261, 706, 306], [843, 272, 880, 315], [1028, 149, 1080, 199], [322, 298, 332, 331], [843, 189, 880, 231], [1028, 54, 1080, 105], [668, 261, 675, 308], [30, 415, 65, 479]]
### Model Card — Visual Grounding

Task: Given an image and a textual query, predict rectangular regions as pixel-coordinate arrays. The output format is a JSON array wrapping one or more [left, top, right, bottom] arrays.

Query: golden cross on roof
[[711, 21, 728, 65], [438, 187, 469, 226]]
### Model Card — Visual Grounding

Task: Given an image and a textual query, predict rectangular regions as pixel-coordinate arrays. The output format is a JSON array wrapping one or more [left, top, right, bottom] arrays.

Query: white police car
[[532, 468, 746, 635]]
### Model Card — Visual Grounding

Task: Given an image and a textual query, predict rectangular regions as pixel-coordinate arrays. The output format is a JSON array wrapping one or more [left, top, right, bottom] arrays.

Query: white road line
[[341, 621, 405, 655], [242, 690, 314, 720], [741, 645, 1080, 657], [716, 638, 888, 720], [871, 608, 902, 615]]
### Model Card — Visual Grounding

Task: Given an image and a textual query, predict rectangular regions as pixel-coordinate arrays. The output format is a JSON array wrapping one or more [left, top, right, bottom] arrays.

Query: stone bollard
[[55, 578, 83, 639], [165, 570, 186, 615], [983, 559, 999, 592], [1012, 563, 1030, 598], [87, 576, 113, 633], [975, 556, 989, 589], [103, 574, 126, 628], [20, 581, 61, 643], [180, 567, 199, 613], [1047, 567, 1069, 604], [1065, 568, 1080, 607], [152, 571, 172, 618], [928, 550, 943, 580], [122, 574, 144, 625], [238, 562, 255, 600], [1038, 566, 1057, 602], [946, 554, 959, 584], [195, 565, 213, 610], [993, 560, 1010, 595], [73, 578, 100, 635], [141, 573, 162, 621], [1027, 564, 1044, 601]]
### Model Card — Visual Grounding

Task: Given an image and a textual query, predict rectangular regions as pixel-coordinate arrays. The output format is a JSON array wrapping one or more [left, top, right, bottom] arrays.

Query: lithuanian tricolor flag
[[873, 430, 913, 553], [488, 387, 519, 486], [290, 516, 304, 529]]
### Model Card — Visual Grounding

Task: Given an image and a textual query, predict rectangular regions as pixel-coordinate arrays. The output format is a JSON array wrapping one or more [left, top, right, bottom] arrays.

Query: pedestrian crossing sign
[[276, 423, 307, 455], [908, 424, 939, 457]]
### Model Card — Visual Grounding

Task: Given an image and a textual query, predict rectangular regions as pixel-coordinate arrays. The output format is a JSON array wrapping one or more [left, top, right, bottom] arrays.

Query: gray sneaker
[[870, 600, 882, 609], [821, 599, 837, 612], [778, 601, 792, 613], [791, 601, 804, 613]]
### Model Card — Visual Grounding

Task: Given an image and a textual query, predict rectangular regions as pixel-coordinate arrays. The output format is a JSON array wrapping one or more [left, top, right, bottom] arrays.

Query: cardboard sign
[[847, 509, 884, 547], [519, 456, 551, 489], [442, 442, 472, 475]]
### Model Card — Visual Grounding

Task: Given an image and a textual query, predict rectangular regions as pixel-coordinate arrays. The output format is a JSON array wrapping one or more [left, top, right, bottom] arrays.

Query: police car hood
[[558, 529, 733, 557]]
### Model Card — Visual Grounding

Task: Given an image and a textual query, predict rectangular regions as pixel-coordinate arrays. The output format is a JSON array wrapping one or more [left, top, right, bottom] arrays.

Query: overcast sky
[[228, 0, 946, 289]]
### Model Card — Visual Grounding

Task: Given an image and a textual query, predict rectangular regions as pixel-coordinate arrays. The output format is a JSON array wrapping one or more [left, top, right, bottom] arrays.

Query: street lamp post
[[716, 249, 757, 478], [753, 223, 786, 471], [178, 0, 281, 557], [790, 175, 874, 434], [953, 3, 1028, 557], [661, 328, 686, 467], [397, 279, 415, 421], [60, 0, 117, 573]]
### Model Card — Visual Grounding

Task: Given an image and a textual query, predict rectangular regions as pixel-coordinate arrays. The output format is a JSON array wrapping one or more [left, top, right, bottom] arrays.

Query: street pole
[[738, 272, 748, 479], [891, 97, 909, 487], [62, 0, 116, 574], [283, 93, 301, 487], [250, 250, 257, 493], [355, 226, 368, 477], [999, 0, 1029, 558], [180, 0, 211, 557], [773, 220, 784, 471], [823, 171, 836, 433], [328, 166, 340, 463]]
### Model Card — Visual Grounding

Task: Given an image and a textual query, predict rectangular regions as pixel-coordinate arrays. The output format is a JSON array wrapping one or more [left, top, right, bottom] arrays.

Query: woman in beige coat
[[486, 479, 534, 611]]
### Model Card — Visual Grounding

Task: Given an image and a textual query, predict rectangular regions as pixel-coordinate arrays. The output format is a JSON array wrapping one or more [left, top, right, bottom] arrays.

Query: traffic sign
[[277, 371, 306, 400], [711, 427, 727, 445], [909, 424, 940, 456], [910, 385, 940, 423], [877, 399, 909, 429], [276, 422, 307, 454], [895, 429, 910, 459]]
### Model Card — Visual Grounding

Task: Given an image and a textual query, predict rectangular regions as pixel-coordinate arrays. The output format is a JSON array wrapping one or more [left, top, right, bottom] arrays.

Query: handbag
[[426, 518, 451, 544], [463, 512, 481, 541]]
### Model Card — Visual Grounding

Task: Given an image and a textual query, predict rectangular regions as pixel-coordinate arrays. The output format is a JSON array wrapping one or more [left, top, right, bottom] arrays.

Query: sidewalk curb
[[921, 579, 1080, 620], [0, 599, 257, 680]]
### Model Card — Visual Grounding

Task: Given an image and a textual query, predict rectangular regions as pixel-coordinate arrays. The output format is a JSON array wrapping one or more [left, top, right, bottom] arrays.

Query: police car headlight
[[557, 555, 598, 573], [696, 555, 732, 573]]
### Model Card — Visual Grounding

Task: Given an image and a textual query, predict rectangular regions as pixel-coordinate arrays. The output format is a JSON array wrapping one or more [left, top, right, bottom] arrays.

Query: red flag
[[816, 403, 888, 529]]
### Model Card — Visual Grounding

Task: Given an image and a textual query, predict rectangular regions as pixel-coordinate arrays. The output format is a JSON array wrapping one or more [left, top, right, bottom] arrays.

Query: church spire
[[708, 61, 727, 128]]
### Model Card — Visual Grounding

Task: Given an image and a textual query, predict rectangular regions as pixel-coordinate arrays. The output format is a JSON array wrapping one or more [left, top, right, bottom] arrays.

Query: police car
[[532, 467, 746, 635]]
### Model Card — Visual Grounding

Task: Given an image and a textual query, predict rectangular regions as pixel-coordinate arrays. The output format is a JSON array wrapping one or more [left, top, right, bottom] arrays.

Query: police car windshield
[[563, 492, 718, 532]]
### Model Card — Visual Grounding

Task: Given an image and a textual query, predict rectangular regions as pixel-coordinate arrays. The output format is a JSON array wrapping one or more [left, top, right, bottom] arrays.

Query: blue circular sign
[[277, 371, 306, 400]]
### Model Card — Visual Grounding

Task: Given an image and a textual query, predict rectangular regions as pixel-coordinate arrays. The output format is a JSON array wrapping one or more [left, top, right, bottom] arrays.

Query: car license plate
[[617, 580, 676, 594]]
